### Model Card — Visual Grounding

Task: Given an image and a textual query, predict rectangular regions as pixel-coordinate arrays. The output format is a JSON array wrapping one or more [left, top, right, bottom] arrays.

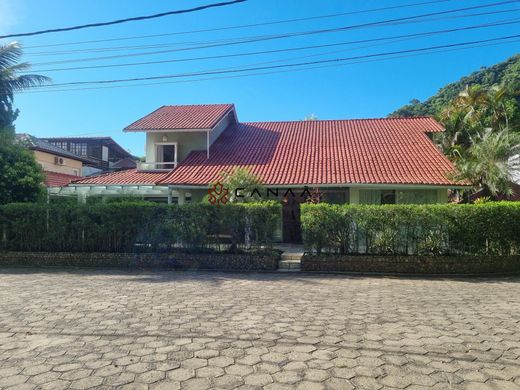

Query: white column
[[206, 131, 210, 159], [78, 192, 87, 204], [167, 188, 173, 205], [349, 188, 359, 204], [437, 188, 448, 203], [178, 190, 186, 205]]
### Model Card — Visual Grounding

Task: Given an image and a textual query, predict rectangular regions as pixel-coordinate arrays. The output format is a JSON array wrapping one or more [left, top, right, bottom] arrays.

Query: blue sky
[[1, 0, 519, 156]]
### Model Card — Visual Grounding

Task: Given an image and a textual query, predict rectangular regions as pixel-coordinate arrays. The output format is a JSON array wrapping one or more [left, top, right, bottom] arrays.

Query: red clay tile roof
[[44, 171, 82, 187], [124, 104, 235, 131], [160, 117, 461, 186], [72, 169, 169, 185]]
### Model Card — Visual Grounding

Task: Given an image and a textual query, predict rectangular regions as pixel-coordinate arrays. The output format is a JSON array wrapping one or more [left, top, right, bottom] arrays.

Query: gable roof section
[[16, 134, 91, 163], [124, 104, 235, 131], [44, 171, 82, 187], [40, 136, 134, 159], [73, 169, 169, 185], [160, 117, 460, 186]]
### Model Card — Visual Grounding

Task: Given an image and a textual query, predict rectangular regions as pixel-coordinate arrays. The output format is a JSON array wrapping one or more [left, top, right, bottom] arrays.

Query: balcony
[[137, 161, 177, 172]]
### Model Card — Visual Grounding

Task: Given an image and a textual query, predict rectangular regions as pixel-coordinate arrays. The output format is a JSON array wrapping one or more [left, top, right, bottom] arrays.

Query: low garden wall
[[0, 251, 280, 271], [301, 254, 520, 275]]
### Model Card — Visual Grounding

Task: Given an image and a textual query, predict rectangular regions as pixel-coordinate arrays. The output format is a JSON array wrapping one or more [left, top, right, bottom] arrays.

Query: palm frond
[[7, 74, 51, 91], [0, 42, 23, 69]]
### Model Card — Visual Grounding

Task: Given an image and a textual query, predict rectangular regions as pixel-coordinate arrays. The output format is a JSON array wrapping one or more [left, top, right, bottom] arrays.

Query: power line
[[27, 2, 520, 67], [21, 38, 520, 94], [28, 34, 520, 89], [0, 0, 247, 39], [25, 7, 519, 57], [28, 19, 520, 73], [22, 0, 453, 49]]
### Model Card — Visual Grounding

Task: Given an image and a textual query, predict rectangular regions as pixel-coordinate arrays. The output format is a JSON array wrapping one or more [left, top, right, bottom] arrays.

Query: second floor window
[[51, 141, 67, 150], [70, 142, 87, 156]]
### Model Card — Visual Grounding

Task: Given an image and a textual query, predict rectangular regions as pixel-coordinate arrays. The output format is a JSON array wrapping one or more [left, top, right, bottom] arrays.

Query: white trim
[[168, 183, 469, 190], [154, 142, 177, 168], [125, 128, 212, 133], [206, 130, 210, 159]]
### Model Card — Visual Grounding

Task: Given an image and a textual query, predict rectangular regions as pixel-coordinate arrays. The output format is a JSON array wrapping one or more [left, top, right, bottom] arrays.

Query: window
[[102, 146, 109, 161], [359, 190, 381, 205], [72, 169, 79, 176], [324, 190, 349, 204], [70, 142, 87, 156], [381, 190, 396, 204], [397, 190, 438, 204], [155, 144, 177, 169], [51, 141, 67, 150]]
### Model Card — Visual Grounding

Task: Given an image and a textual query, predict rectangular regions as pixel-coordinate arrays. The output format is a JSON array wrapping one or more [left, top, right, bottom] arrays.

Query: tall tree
[[0, 42, 50, 204], [0, 42, 50, 137]]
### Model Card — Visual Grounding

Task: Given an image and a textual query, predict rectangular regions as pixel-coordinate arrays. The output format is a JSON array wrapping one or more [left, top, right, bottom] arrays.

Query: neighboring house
[[16, 133, 87, 187], [58, 104, 468, 242], [39, 136, 136, 175]]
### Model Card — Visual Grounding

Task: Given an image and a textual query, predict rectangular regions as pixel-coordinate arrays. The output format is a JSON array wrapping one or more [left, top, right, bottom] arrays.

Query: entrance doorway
[[282, 195, 303, 243]]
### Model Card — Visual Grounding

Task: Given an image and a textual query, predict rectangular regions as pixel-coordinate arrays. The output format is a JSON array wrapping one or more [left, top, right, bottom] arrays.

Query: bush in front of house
[[0, 201, 281, 253], [301, 202, 520, 256]]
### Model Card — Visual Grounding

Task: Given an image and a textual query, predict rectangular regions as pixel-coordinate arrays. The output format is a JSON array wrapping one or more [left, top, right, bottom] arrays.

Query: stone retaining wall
[[301, 254, 520, 274], [0, 252, 280, 271]]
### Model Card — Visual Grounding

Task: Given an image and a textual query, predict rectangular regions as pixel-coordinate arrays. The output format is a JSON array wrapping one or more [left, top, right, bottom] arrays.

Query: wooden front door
[[282, 196, 302, 243]]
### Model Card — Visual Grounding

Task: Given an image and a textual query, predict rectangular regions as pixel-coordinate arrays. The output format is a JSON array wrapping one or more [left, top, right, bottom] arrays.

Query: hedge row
[[301, 202, 520, 256], [0, 201, 281, 253]]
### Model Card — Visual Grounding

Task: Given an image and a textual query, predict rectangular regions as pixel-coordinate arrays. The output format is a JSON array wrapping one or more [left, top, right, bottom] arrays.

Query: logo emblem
[[208, 181, 229, 206]]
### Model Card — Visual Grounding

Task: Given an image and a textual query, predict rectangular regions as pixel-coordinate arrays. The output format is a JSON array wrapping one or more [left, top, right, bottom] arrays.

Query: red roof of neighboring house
[[124, 104, 235, 131], [44, 171, 82, 187], [73, 169, 169, 185], [160, 117, 459, 186]]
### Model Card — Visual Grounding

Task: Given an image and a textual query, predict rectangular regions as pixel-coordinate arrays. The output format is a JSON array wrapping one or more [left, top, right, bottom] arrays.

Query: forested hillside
[[390, 54, 520, 117]]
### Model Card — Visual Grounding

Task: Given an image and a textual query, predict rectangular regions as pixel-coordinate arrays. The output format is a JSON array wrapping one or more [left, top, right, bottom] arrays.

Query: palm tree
[[0, 42, 50, 135], [486, 85, 511, 130], [455, 128, 520, 198]]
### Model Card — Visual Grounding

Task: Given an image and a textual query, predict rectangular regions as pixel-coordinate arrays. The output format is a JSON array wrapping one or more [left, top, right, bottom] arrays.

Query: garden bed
[[0, 251, 280, 271], [301, 254, 520, 274]]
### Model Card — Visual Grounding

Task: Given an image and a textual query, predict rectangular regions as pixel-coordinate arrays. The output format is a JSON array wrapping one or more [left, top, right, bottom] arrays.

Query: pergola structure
[[47, 184, 190, 204]]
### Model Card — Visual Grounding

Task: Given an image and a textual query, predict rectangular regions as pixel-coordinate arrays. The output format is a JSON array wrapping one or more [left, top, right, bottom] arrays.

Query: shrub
[[301, 202, 520, 256], [0, 201, 281, 253]]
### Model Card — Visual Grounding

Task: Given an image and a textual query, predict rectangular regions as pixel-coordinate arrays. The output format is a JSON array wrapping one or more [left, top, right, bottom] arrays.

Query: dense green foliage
[[390, 54, 520, 198], [0, 201, 281, 253], [0, 42, 50, 204], [301, 203, 520, 256], [390, 54, 520, 119], [0, 137, 44, 204], [217, 167, 264, 203]]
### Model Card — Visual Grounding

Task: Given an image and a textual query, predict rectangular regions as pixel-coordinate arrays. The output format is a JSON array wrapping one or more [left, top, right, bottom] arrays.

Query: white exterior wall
[[144, 111, 235, 165]]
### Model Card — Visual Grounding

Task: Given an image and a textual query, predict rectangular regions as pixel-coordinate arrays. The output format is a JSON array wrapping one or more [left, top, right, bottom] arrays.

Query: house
[[39, 136, 136, 175], [16, 133, 89, 187], [57, 104, 468, 241]]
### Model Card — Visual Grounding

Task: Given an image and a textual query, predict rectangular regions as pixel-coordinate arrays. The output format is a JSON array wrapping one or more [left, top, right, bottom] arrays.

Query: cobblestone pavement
[[0, 269, 519, 390]]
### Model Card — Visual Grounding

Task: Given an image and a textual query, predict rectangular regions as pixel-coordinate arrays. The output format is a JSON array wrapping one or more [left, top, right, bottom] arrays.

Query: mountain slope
[[389, 54, 520, 117]]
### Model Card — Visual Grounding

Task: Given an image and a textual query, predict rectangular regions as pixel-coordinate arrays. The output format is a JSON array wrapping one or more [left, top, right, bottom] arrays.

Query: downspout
[[206, 130, 210, 159]]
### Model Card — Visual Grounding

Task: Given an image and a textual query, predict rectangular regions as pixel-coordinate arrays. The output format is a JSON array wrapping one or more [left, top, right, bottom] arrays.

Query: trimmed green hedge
[[0, 201, 281, 253], [301, 202, 520, 256]]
